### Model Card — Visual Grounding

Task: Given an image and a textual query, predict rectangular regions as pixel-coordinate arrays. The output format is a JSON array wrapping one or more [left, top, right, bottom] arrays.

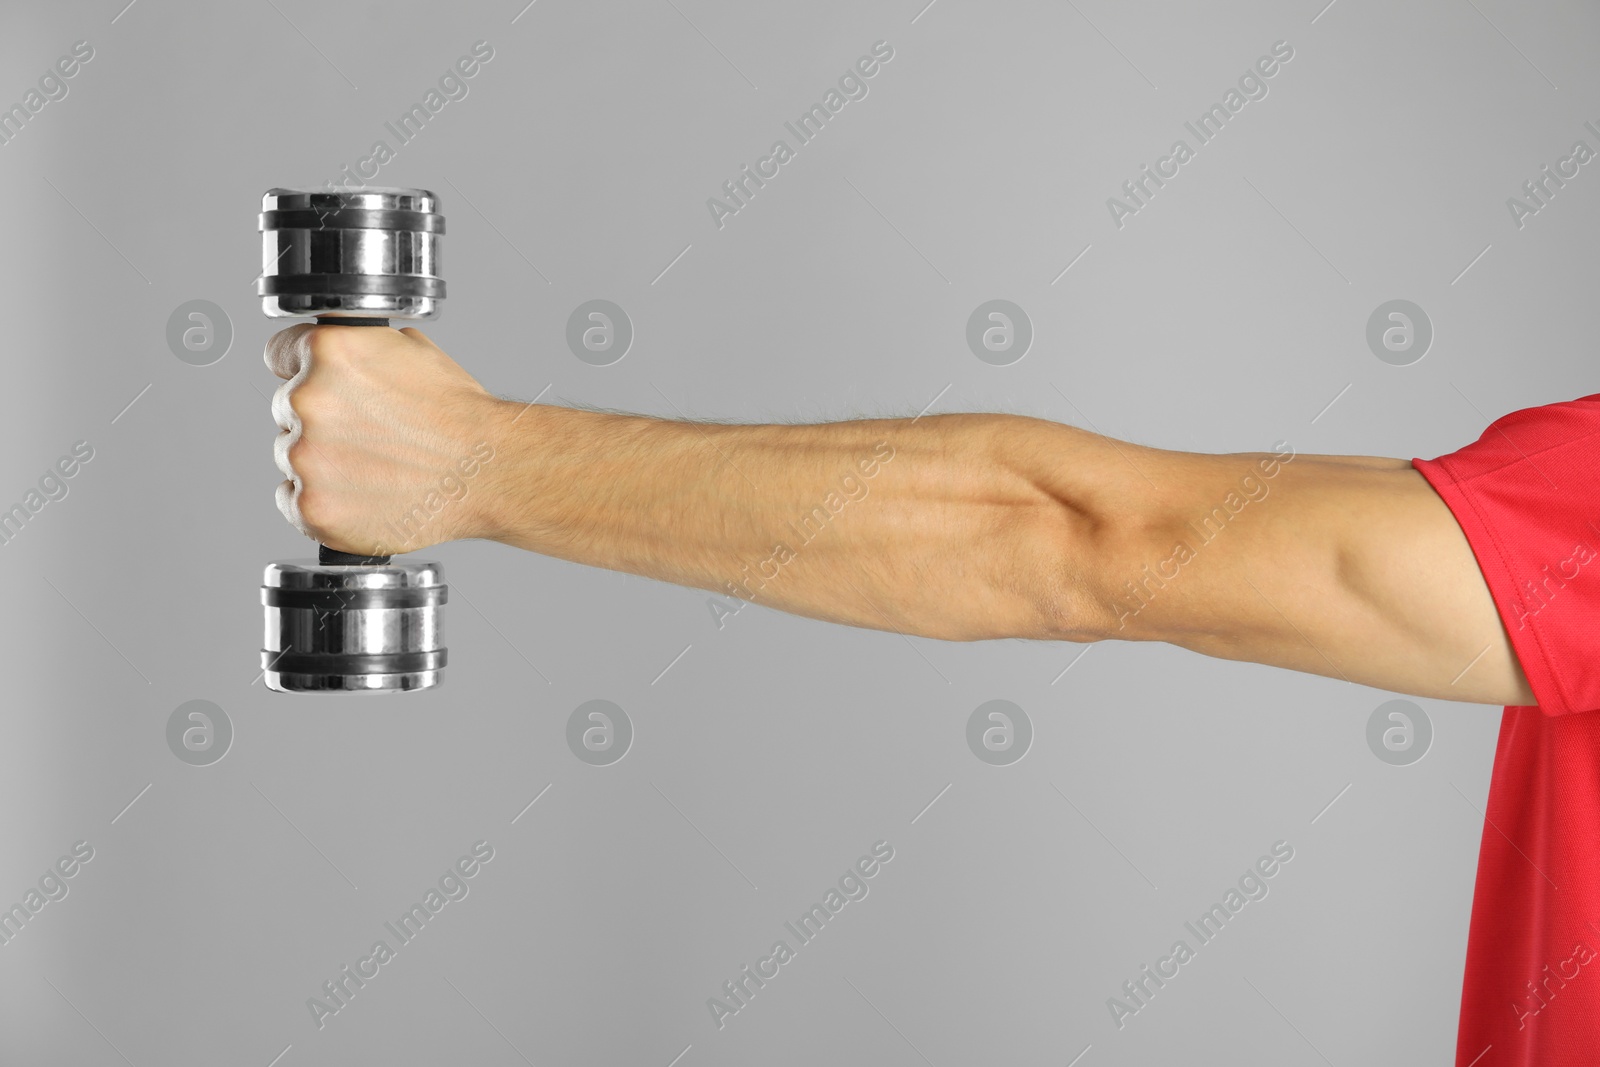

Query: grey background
[[0, 0, 1590, 1063]]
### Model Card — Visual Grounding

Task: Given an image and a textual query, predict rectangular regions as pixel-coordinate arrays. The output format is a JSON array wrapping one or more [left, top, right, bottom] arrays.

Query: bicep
[[1096, 446, 1535, 706]]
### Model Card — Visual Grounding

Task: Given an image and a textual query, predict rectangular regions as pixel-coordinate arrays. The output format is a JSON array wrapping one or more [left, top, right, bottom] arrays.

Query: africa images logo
[[706, 841, 895, 1029], [705, 40, 896, 230], [1106, 40, 1295, 229], [305, 841, 495, 1030]]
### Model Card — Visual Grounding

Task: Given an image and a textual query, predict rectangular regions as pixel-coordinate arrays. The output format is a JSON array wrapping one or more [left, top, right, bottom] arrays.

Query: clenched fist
[[264, 323, 514, 557]]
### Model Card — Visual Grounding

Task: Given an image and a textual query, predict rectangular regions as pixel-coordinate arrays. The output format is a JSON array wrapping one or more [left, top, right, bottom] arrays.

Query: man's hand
[[265, 323, 506, 557]]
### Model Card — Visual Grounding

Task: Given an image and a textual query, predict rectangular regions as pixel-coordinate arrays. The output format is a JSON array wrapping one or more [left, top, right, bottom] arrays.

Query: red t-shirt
[[1412, 393, 1600, 1067]]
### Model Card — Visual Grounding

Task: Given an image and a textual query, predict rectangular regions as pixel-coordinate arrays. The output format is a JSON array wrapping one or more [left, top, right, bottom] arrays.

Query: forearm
[[477, 401, 1108, 642]]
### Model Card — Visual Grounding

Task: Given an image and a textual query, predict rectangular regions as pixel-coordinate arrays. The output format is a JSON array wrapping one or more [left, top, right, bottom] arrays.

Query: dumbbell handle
[[313, 316, 392, 567]]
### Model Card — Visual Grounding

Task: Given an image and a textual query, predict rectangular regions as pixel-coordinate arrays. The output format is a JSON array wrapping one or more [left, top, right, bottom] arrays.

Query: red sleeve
[[1411, 392, 1600, 716]]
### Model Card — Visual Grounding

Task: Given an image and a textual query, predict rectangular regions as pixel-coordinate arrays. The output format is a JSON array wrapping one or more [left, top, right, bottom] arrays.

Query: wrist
[[469, 396, 539, 545], [471, 400, 675, 560]]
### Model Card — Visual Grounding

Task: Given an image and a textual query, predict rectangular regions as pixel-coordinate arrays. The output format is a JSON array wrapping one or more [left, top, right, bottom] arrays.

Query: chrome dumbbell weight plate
[[258, 186, 445, 321], [262, 560, 447, 693]]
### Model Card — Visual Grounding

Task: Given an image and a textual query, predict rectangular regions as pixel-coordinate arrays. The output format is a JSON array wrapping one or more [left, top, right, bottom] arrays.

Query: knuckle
[[286, 438, 338, 494], [307, 324, 349, 364], [267, 323, 314, 372], [289, 380, 330, 423], [295, 486, 340, 540], [285, 434, 315, 475]]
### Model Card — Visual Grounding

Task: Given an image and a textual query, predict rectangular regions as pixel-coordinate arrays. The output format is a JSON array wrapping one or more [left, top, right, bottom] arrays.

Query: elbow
[[968, 413, 1151, 644], [1024, 503, 1123, 644]]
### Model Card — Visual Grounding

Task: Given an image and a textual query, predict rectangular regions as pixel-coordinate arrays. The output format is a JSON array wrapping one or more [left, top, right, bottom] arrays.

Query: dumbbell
[[255, 186, 448, 693]]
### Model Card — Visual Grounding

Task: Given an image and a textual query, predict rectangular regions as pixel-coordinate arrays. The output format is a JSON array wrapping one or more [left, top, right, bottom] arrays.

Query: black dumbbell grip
[[313, 316, 392, 566], [317, 316, 392, 328]]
